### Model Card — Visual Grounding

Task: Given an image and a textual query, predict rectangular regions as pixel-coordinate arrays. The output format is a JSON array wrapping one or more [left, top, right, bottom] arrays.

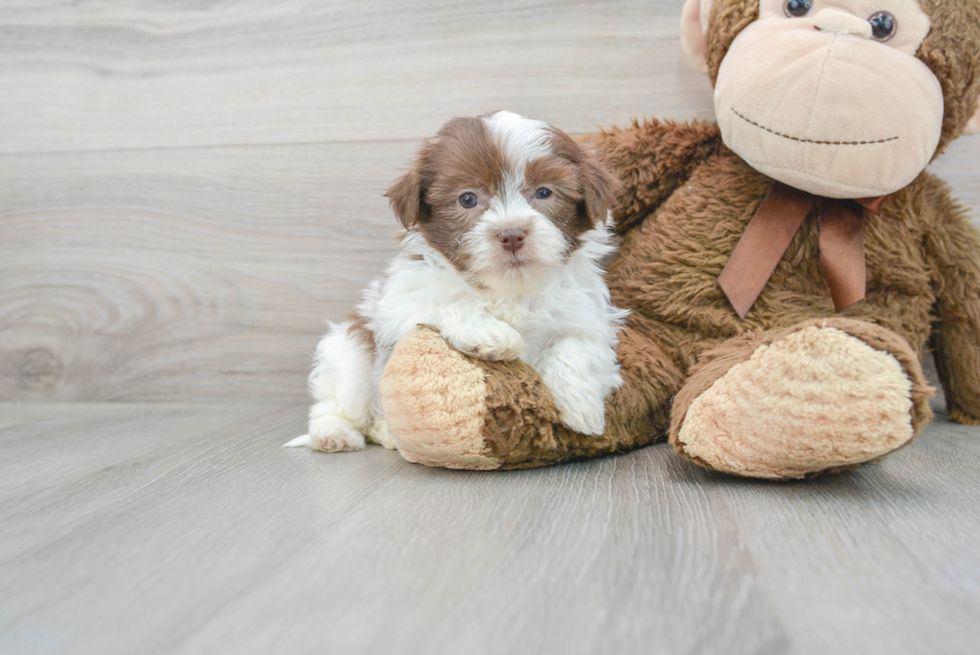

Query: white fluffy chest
[[360, 233, 622, 360], [488, 300, 525, 328], [482, 295, 557, 361]]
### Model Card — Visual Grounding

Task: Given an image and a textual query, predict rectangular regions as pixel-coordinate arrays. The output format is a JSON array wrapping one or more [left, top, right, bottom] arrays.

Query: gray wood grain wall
[[1, 0, 978, 402]]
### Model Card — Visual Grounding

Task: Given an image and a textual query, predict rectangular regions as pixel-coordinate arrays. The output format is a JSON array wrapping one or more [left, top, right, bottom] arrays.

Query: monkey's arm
[[925, 188, 980, 425], [579, 118, 722, 233]]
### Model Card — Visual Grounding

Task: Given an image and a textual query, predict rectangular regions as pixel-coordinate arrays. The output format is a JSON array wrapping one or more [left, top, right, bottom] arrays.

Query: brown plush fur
[[917, 0, 980, 155], [704, 0, 758, 84], [477, 313, 686, 468], [380, 0, 980, 477]]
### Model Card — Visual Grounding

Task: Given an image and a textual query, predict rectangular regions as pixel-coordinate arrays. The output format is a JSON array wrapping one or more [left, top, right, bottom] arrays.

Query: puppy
[[286, 111, 627, 453]]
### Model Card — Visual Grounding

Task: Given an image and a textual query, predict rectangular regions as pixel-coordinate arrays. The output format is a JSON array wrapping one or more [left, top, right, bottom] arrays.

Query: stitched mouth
[[732, 109, 899, 146]]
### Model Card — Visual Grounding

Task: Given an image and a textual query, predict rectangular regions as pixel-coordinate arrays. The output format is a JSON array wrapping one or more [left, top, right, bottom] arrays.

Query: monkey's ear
[[964, 95, 980, 136], [681, 0, 713, 75], [385, 169, 427, 229]]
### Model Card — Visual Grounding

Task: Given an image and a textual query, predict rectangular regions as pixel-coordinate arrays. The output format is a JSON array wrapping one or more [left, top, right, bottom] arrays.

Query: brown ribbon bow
[[718, 182, 887, 320]]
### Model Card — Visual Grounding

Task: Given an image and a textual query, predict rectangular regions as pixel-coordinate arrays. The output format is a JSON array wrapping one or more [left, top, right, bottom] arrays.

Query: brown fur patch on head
[[525, 150, 586, 245], [389, 117, 505, 270], [916, 0, 980, 154], [422, 116, 506, 204], [528, 127, 621, 246]]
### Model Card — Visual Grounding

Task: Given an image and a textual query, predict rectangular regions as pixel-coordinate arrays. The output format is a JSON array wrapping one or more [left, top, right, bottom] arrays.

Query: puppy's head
[[386, 111, 620, 293]]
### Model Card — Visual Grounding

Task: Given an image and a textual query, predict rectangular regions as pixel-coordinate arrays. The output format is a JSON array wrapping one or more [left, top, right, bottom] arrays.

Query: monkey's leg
[[379, 322, 683, 470], [669, 318, 934, 480]]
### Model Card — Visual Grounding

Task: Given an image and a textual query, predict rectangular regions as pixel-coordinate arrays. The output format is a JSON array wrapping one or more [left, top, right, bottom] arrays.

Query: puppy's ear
[[580, 151, 622, 227], [385, 169, 428, 229]]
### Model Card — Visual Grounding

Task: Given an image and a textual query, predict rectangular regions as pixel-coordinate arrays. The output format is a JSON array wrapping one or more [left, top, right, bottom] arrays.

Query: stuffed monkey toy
[[378, 0, 980, 479]]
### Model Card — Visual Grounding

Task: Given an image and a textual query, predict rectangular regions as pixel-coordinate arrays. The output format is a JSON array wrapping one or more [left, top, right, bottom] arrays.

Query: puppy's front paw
[[445, 322, 524, 361], [303, 415, 367, 452], [553, 390, 606, 436]]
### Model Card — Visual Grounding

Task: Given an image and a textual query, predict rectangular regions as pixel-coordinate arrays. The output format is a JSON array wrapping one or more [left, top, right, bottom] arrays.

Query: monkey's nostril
[[497, 229, 526, 253]]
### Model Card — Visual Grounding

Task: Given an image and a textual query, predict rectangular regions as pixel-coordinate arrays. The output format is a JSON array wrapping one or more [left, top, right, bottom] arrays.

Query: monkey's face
[[711, 0, 944, 198]]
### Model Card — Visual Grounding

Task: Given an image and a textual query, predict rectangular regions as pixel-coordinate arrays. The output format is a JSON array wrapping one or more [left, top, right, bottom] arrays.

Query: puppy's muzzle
[[497, 229, 526, 254]]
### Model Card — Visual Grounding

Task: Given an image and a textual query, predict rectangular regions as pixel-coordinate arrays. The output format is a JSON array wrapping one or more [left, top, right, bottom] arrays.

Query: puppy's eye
[[869, 11, 897, 41], [534, 188, 553, 200], [459, 193, 479, 209], [783, 0, 811, 18]]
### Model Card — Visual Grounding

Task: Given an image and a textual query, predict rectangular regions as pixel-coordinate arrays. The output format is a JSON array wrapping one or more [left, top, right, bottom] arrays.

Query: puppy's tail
[[283, 434, 312, 448]]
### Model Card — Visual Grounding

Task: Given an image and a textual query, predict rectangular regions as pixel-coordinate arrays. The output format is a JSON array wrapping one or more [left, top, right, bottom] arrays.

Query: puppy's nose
[[497, 229, 525, 253]]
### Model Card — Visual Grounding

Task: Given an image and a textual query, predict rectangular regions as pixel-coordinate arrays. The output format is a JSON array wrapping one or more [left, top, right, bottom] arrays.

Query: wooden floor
[[2, 400, 980, 655]]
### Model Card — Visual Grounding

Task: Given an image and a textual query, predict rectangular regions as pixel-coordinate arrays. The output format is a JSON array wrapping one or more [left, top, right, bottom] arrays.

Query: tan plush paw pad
[[379, 327, 501, 470], [677, 326, 914, 479]]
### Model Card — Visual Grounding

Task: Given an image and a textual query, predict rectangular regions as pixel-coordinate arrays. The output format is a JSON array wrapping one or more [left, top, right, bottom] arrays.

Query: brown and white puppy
[[286, 111, 627, 452]]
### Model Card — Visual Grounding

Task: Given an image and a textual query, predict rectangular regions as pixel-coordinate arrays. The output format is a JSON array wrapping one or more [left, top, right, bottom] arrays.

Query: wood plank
[[0, 402, 282, 556], [0, 0, 715, 154], [0, 142, 412, 402], [1, 402, 979, 654]]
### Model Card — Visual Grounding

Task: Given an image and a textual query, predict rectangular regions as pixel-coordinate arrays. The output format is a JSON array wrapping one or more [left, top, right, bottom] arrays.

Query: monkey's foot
[[380, 327, 503, 470], [670, 320, 933, 480]]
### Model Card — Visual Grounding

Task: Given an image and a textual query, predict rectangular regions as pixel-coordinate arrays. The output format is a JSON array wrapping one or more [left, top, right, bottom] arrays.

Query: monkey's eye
[[783, 0, 812, 18], [459, 193, 479, 209], [869, 11, 897, 42], [534, 188, 553, 200]]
